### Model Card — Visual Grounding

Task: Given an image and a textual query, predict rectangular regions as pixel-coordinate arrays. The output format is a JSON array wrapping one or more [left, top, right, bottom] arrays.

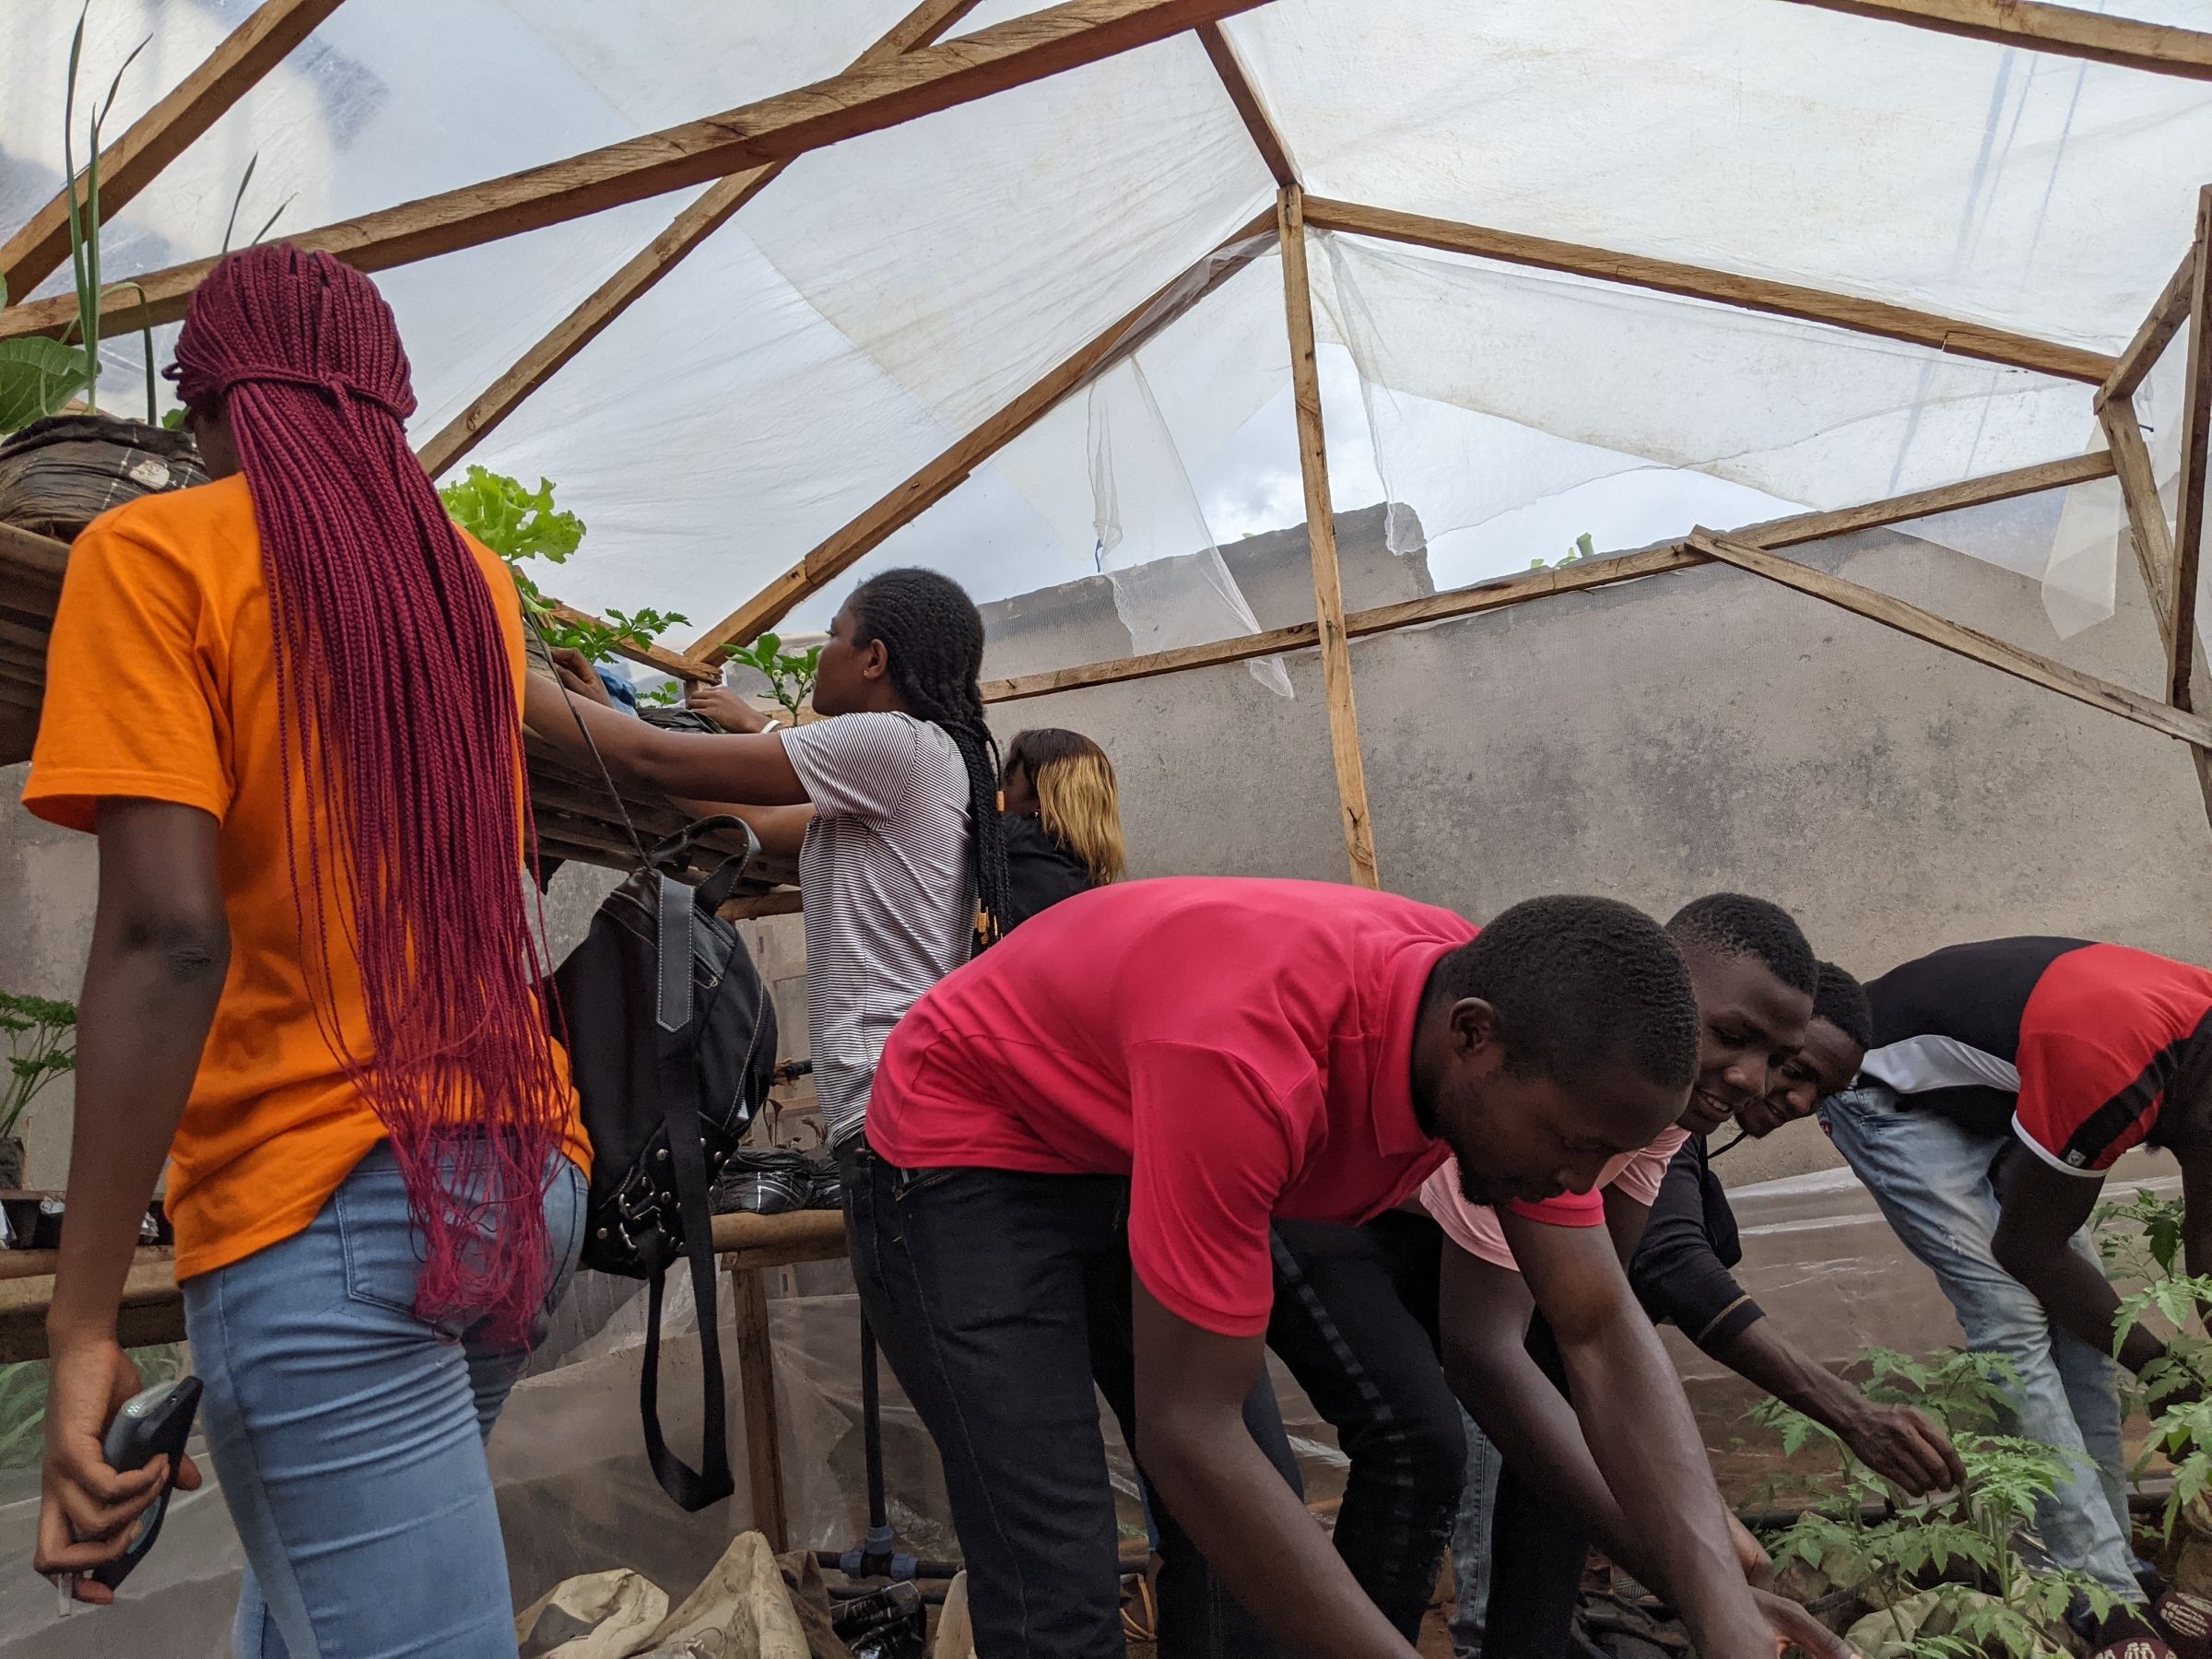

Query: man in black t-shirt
[[1630, 965, 1956, 1498], [1818, 937, 2212, 1615]]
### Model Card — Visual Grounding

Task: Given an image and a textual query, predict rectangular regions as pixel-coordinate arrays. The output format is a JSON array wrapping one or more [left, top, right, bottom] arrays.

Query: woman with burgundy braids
[[27, 243, 590, 1655]]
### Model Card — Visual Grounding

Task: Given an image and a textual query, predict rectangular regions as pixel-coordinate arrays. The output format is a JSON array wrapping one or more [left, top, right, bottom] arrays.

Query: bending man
[[858, 877, 1827, 1659], [1816, 937, 2212, 1627]]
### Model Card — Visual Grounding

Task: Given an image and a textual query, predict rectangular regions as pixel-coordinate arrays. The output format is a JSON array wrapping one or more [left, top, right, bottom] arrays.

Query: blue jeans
[[182, 1144, 587, 1658], [1820, 1083, 2137, 1600], [1449, 1412, 1503, 1658]]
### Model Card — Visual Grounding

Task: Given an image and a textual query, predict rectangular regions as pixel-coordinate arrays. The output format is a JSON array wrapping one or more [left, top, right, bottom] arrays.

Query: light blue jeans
[[1820, 1082, 2138, 1601], [182, 1144, 587, 1658], [1449, 1412, 1504, 1658]]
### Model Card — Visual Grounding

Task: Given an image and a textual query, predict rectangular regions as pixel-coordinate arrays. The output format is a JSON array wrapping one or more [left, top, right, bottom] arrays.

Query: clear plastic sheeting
[[0, 1268, 871, 1659], [1305, 230, 2111, 619], [982, 242, 1300, 692], [6, 1, 2207, 673], [1, 1, 932, 301], [2112, 328, 2206, 661], [1891, 472, 2128, 641], [1222, 0, 2212, 351], [461, 32, 1274, 633]]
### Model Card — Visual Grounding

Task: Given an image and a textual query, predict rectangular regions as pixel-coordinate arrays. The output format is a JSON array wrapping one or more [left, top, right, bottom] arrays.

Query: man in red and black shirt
[[858, 877, 1829, 1659], [1820, 936, 2212, 1621]]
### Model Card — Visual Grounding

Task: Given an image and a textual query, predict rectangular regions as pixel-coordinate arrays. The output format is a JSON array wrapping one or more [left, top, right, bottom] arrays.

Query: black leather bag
[[548, 817, 778, 1511]]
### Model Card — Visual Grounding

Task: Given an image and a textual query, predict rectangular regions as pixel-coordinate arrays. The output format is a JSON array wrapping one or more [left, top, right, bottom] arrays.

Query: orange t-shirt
[[24, 473, 589, 1280]]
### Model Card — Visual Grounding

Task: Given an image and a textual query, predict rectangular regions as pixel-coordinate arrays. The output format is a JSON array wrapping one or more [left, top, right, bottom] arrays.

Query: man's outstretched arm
[[1497, 1213, 1840, 1659], [1132, 1283, 1418, 1659], [1631, 1147, 1960, 1493]]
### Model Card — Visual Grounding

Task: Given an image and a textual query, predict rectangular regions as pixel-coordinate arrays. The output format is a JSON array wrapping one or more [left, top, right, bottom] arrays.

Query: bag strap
[[693, 819, 764, 915], [635, 870, 735, 1510]]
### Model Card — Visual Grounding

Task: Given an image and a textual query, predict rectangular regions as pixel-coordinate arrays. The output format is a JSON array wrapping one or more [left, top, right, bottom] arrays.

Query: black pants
[[846, 1146, 1300, 1659], [1266, 1214, 1465, 1641], [1483, 1314, 1587, 1659]]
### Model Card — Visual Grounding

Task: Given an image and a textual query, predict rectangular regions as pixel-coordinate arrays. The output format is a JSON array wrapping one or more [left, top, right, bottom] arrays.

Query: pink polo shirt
[[869, 877, 1597, 1336], [1421, 1126, 1689, 1270]]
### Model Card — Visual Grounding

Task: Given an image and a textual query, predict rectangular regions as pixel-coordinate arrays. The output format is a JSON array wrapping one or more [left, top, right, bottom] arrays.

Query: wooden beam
[[1300, 196, 2117, 385], [1196, 21, 1295, 187], [1277, 186, 1380, 888], [979, 450, 2116, 702], [2101, 397, 2212, 824], [0, 0, 1271, 345], [688, 206, 1278, 653], [2103, 400, 2179, 629], [729, 1263, 789, 1550], [0, 522, 68, 587], [0, 1245, 171, 1284], [708, 1207, 848, 1262], [0, 1257, 183, 1364], [2171, 185, 2212, 710], [721, 889, 806, 921], [541, 602, 721, 684], [415, 0, 982, 479], [2102, 243, 2198, 411], [0, 1221, 845, 1363], [1771, 0, 2212, 79], [0, 0, 345, 304], [1687, 528, 2212, 747]]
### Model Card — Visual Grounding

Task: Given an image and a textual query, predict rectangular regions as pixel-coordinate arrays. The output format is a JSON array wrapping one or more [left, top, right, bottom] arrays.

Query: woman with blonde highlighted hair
[[998, 727, 1126, 931]]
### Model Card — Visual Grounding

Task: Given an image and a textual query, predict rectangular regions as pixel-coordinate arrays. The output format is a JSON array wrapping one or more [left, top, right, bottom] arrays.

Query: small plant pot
[[0, 1134, 24, 1191], [0, 413, 206, 543]]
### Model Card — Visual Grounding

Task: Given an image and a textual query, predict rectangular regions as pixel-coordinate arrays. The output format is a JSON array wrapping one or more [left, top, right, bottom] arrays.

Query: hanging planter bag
[[0, 414, 206, 543]]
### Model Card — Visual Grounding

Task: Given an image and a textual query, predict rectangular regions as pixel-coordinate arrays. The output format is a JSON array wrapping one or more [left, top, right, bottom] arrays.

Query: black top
[[1860, 936, 2088, 1136], [1000, 814, 1096, 934], [1628, 1135, 1765, 1353]]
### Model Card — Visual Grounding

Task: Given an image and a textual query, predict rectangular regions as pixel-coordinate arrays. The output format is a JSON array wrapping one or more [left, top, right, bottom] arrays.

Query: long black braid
[[848, 568, 1010, 953]]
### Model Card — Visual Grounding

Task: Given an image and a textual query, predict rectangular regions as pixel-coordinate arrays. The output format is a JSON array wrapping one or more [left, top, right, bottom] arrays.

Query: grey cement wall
[[980, 503, 2212, 1188]]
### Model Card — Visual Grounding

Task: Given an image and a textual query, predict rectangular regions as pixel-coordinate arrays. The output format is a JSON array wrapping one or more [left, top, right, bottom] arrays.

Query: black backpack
[[548, 818, 778, 1511]]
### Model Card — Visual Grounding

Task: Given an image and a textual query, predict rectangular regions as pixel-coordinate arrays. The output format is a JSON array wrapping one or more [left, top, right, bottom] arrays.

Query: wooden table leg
[[730, 1260, 789, 1550]]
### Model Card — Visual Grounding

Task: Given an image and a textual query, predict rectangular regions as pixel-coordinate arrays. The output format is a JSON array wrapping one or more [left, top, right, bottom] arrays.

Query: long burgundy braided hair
[[169, 244, 566, 1343]]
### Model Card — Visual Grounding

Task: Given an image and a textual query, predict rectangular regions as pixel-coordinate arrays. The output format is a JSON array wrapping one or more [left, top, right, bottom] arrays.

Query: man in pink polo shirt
[[1436, 901, 1960, 1659], [859, 877, 1815, 1659]]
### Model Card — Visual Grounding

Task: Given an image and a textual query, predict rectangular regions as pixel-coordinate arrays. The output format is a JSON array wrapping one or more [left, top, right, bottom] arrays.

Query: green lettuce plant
[[438, 465, 688, 665]]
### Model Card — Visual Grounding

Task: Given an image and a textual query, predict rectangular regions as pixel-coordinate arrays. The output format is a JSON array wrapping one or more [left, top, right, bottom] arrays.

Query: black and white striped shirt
[[782, 712, 972, 1147]]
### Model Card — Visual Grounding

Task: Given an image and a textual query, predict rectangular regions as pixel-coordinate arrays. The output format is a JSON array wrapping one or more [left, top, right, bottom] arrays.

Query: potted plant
[[0, 992, 76, 1191], [0, 6, 206, 542]]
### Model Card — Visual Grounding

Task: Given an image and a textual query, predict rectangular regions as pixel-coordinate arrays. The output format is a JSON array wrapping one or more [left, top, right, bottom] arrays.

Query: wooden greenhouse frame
[[6, 0, 2212, 1553], [4, 0, 2212, 895]]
